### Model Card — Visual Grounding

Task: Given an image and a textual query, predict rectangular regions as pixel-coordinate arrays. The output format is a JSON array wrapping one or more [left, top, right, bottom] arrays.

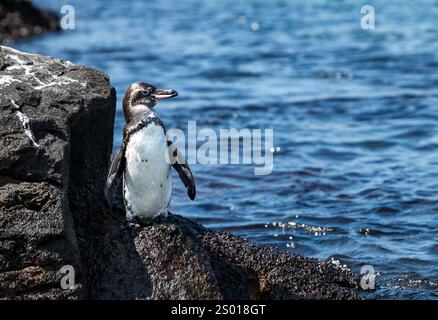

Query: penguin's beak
[[152, 88, 178, 100]]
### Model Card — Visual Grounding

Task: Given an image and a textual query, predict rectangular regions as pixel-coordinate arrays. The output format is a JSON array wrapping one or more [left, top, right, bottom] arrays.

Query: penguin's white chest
[[123, 123, 172, 220]]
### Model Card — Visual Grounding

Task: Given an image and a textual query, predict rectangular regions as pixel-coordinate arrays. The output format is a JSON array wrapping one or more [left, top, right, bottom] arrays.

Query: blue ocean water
[[14, 0, 438, 299]]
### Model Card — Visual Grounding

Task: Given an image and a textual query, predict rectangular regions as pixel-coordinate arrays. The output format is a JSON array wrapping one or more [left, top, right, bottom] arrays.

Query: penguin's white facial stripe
[[134, 87, 152, 94], [129, 104, 150, 113], [132, 88, 152, 100], [132, 87, 159, 106], [131, 83, 154, 93]]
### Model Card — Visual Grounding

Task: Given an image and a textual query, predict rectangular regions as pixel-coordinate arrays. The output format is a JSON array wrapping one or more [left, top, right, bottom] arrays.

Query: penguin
[[104, 82, 195, 221]]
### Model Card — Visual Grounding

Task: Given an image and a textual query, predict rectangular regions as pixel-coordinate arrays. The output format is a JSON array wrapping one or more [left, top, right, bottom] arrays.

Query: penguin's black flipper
[[104, 146, 126, 207], [167, 141, 196, 200]]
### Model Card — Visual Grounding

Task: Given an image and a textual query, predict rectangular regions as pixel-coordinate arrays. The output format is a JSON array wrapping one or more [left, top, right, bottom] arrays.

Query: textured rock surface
[[0, 46, 116, 299], [0, 0, 59, 45], [130, 214, 359, 300], [0, 46, 359, 300], [81, 198, 360, 300]]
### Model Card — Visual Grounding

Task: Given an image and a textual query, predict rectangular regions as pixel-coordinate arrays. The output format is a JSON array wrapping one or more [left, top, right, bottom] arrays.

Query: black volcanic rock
[[0, 0, 59, 45], [128, 213, 359, 299], [0, 45, 116, 299], [0, 46, 360, 300]]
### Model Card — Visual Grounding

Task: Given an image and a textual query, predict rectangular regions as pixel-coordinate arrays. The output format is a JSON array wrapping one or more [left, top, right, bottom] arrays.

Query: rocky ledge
[[0, 0, 59, 45], [0, 46, 360, 300]]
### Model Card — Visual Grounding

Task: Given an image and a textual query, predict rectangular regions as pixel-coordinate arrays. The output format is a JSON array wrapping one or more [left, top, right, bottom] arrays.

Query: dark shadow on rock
[[81, 205, 152, 299]]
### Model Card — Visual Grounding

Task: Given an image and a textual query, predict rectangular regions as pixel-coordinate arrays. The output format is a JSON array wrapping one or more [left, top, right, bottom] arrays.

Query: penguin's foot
[[125, 210, 170, 229], [127, 220, 141, 229], [128, 216, 154, 227], [119, 219, 140, 236]]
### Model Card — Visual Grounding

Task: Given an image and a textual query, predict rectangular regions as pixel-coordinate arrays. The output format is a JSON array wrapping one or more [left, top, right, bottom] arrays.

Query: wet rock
[[0, 0, 59, 45], [0, 45, 116, 299]]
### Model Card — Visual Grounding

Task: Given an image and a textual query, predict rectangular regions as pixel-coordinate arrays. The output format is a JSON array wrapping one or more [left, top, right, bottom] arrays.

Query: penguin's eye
[[141, 89, 150, 96]]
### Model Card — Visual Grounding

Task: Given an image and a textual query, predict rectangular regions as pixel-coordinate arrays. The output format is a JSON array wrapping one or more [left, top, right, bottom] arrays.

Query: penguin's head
[[123, 82, 178, 120]]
